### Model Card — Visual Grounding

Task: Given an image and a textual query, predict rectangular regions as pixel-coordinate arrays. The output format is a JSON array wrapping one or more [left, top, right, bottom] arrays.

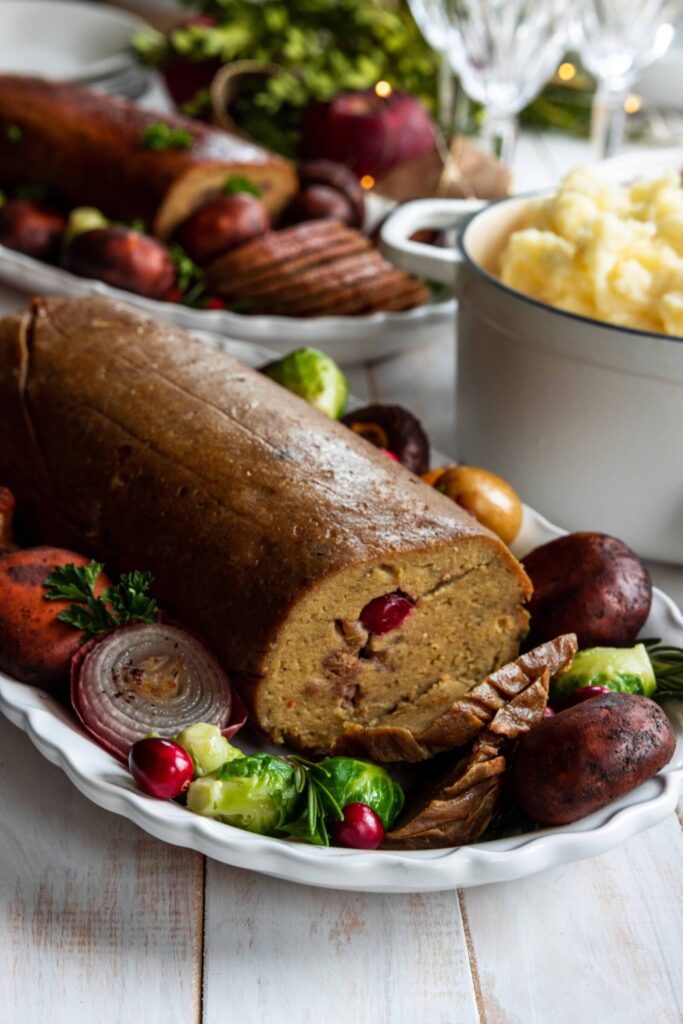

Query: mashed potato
[[498, 168, 683, 336]]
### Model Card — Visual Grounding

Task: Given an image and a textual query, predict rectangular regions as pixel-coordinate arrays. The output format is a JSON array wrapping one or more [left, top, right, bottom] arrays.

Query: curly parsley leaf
[[142, 122, 193, 152], [44, 560, 106, 603], [104, 570, 157, 626], [44, 561, 158, 641], [222, 175, 262, 198]]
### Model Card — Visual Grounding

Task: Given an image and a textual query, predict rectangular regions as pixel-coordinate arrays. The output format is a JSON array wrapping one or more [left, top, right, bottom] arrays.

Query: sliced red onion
[[71, 622, 246, 762]]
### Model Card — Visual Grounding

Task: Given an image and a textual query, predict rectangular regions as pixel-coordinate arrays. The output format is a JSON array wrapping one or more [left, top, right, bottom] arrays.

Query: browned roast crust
[[0, 75, 297, 236], [0, 297, 531, 750], [383, 663, 553, 848], [382, 734, 508, 849], [334, 635, 577, 762]]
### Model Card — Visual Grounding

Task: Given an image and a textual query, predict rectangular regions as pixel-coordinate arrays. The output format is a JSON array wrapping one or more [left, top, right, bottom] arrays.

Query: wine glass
[[572, 0, 683, 160], [407, 0, 572, 167]]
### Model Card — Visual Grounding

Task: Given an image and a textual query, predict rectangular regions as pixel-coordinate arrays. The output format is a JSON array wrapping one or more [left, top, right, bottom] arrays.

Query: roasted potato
[[62, 227, 176, 300], [177, 194, 270, 265], [0, 547, 109, 689], [513, 693, 675, 825], [522, 532, 652, 648], [0, 199, 65, 260]]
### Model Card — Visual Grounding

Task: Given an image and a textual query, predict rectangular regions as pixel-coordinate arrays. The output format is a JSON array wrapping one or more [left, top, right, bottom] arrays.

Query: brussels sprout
[[186, 753, 299, 835], [174, 722, 243, 777], [262, 348, 348, 419], [64, 206, 109, 245], [552, 643, 656, 703], [315, 756, 404, 829]]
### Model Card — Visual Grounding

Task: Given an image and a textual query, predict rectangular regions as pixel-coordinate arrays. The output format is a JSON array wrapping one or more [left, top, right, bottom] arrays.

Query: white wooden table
[[1, 131, 683, 1024]]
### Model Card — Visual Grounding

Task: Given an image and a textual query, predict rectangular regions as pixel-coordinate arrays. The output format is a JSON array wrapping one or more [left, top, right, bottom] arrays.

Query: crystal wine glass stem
[[592, 79, 629, 160], [480, 110, 518, 168]]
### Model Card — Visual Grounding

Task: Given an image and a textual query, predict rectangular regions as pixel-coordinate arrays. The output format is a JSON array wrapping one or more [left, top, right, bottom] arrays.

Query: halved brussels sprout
[[552, 643, 656, 703], [174, 722, 243, 777], [186, 753, 299, 835]]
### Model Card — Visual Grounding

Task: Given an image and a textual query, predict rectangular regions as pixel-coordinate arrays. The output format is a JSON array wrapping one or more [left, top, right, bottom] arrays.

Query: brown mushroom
[[342, 404, 429, 475]]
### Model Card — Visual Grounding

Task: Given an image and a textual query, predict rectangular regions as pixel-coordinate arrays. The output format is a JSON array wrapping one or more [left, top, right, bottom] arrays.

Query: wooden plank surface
[[202, 864, 480, 1024], [461, 816, 683, 1024], [0, 717, 203, 1024]]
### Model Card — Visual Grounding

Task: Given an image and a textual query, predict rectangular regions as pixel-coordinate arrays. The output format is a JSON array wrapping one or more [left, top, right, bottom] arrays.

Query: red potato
[[178, 193, 270, 265], [522, 532, 652, 649], [0, 547, 109, 689], [0, 199, 65, 260], [513, 693, 675, 825], [62, 227, 176, 300]]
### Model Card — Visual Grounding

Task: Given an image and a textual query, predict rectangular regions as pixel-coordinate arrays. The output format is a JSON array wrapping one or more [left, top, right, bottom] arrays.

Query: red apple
[[299, 89, 436, 179]]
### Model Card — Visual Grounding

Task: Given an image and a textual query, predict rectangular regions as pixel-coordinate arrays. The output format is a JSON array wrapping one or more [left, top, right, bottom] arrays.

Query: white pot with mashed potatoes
[[381, 160, 683, 563]]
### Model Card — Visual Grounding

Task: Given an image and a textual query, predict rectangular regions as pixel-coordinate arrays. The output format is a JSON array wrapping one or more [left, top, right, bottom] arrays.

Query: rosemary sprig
[[278, 755, 343, 847], [642, 639, 683, 700]]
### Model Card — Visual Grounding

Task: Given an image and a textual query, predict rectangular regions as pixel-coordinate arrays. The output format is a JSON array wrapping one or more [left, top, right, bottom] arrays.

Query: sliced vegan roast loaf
[[0, 297, 531, 754], [0, 76, 297, 236]]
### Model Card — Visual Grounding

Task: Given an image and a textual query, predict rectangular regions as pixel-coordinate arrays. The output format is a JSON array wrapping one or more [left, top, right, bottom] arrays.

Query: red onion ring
[[71, 622, 246, 762]]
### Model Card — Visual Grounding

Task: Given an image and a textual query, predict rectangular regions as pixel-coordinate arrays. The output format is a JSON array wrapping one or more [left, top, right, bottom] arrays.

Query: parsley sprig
[[44, 561, 158, 641], [223, 175, 262, 198], [142, 122, 193, 152], [279, 756, 344, 846]]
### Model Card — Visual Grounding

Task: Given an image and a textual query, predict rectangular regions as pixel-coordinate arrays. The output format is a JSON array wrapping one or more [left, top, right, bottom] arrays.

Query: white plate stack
[[0, 0, 151, 98]]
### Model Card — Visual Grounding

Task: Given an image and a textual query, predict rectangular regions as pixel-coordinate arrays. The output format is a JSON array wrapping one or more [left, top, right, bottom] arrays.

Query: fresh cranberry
[[543, 706, 556, 717], [129, 737, 194, 799], [380, 448, 399, 462], [331, 803, 385, 850], [205, 296, 226, 310], [567, 685, 613, 706], [360, 591, 413, 635]]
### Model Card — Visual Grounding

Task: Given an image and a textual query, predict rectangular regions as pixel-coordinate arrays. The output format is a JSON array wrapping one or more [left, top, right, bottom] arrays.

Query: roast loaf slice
[[0, 75, 297, 236], [0, 297, 531, 754], [384, 653, 556, 848], [334, 634, 578, 761]]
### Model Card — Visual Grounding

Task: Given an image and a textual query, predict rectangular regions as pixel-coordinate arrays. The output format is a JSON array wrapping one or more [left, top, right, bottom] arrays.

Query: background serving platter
[[0, 335, 680, 893], [0, 242, 455, 366]]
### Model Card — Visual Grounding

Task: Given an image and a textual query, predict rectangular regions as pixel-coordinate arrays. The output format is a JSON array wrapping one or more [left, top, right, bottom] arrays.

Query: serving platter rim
[[0, 336, 680, 893]]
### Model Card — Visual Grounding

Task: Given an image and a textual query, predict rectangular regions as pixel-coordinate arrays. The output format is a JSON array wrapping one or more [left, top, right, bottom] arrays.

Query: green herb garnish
[[180, 88, 212, 120], [142, 122, 193, 152], [6, 125, 22, 143], [642, 639, 683, 700], [13, 183, 47, 202], [44, 560, 158, 641], [169, 242, 207, 307], [278, 756, 344, 846], [223, 175, 262, 198]]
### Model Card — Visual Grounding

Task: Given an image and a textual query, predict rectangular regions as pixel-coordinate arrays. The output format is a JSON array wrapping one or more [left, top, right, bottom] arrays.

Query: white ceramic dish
[[0, 0, 145, 82], [381, 148, 683, 563], [0, 242, 454, 365], [0, 336, 680, 892]]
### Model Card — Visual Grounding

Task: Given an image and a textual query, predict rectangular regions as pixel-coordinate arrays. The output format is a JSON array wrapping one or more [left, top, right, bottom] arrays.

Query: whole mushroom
[[342, 404, 429, 475]]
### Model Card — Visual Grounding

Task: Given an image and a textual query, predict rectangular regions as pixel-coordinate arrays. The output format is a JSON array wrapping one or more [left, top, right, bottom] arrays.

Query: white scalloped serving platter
[[0, 241, 454, 365], [0, 336, 681, 892]]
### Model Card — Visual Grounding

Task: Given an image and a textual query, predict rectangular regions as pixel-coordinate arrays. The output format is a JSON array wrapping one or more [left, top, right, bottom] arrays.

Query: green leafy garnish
[[180, 88, 212, 120], [6, 125, 22, 143], [642, 639, 683, 700], [44, 560, 158, 641], [13, 183, 47, 202], [278, 755, 344, 846], [223, 175, 262, 198], [141, 122, 193, 152], [169, 243, 207, 307]]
